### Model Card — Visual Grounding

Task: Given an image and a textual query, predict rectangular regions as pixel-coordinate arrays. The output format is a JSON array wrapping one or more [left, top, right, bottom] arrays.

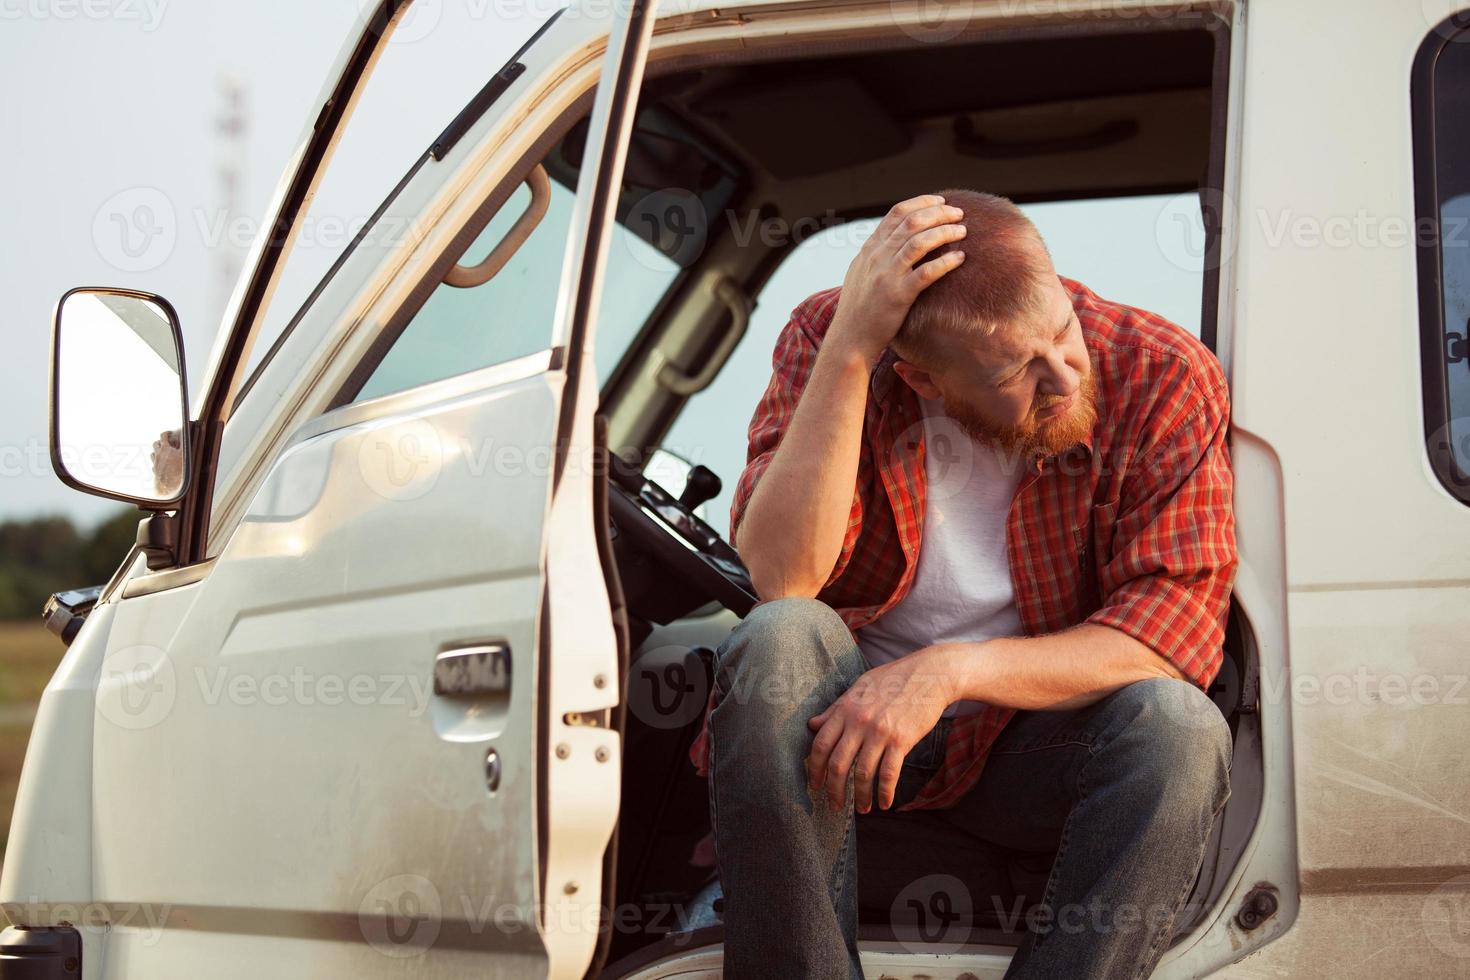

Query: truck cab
[[4, 1, 1470, 977]]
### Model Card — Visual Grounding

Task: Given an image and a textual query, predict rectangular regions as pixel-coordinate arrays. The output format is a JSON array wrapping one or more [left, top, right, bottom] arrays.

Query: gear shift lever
[[678, 465, 722, 512]]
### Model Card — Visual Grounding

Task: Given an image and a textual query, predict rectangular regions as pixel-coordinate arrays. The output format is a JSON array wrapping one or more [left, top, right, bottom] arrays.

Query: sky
[[0, 0, 1206, 530], [0, 0, 541, 528]]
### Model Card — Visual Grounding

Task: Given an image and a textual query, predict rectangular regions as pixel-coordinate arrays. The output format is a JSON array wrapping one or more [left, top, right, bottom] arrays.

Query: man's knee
[[711, 598, 860, 735], [715, 597, 855, 690], [1099, 677, 1232, 809]]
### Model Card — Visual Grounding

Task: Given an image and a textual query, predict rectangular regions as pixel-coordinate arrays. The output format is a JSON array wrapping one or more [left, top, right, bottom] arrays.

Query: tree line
[[0, 510, 139, 620]]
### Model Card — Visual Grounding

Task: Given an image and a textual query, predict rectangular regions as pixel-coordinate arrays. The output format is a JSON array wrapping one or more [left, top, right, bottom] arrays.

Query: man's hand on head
[[825, 194, 968, 367], [805, 647, 957, 814]]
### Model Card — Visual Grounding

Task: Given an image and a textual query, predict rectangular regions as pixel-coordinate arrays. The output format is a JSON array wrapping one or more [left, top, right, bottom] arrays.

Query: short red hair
[[893, 189, 1052, 366]]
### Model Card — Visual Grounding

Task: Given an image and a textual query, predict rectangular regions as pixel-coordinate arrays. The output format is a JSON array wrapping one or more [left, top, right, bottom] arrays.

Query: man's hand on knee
[[805, 647, 955, 813]]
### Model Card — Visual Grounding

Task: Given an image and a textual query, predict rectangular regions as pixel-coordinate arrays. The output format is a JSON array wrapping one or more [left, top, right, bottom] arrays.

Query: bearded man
[[689, 189, 1239, 979]]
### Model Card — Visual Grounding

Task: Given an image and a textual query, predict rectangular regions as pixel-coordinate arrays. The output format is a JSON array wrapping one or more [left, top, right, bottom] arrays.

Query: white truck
[[3, 0, 1469, 977]]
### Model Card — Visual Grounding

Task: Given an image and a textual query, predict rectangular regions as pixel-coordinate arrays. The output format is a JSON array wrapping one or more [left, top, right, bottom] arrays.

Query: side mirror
[[49, 287, 191, 507]]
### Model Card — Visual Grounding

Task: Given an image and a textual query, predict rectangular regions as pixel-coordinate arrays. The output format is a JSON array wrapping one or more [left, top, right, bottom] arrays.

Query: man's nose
[[1039, 366, 1080, 400]]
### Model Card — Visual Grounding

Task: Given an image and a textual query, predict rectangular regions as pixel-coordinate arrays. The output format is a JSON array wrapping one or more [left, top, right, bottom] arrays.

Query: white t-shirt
[[855, 397, 1029, 718]]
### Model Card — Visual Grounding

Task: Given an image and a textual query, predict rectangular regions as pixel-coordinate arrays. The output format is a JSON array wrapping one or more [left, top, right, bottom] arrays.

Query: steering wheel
[[607, 456, 756, 619]]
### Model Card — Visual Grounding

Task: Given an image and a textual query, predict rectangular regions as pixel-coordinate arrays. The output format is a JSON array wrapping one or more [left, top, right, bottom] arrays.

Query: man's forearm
[[932, 624, 1188, 712], [738, 339, 874, 600], [738, 195, 969, 599]]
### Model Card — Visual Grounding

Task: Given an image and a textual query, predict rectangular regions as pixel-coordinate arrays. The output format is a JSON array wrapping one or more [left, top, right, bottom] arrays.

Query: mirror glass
[[54, 290, 188, 503]]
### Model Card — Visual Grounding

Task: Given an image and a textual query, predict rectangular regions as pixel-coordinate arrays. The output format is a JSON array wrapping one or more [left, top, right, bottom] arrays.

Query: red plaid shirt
[[688, 276, 1237, 811]]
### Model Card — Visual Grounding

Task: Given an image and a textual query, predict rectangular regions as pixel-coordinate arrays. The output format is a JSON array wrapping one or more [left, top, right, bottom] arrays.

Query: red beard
[[941, 367, 1099, 464]]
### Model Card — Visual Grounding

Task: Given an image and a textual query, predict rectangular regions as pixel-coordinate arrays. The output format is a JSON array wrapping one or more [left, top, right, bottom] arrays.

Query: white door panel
[[94, 368, 565, 975], [85, 0, 659, 961]]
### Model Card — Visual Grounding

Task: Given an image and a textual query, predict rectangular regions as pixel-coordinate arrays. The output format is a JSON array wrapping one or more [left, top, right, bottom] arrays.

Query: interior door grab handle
[[434, 643, 512, 697], [652, 276, 752, 396], [443, 165, 551, 288]]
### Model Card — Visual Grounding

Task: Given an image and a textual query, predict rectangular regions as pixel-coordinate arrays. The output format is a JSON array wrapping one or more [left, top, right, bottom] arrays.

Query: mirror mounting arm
[[175, 416, 211, 562], [137, 511, 180, 571]]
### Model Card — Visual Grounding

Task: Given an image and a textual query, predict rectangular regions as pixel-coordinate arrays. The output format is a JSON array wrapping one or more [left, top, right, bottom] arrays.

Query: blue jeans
[[707, 598, 1232, 979]]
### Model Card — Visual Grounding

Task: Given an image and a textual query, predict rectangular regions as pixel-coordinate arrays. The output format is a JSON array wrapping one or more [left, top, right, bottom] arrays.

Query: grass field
[[0, 621, 66, 706], [0, 620, 65, 867]]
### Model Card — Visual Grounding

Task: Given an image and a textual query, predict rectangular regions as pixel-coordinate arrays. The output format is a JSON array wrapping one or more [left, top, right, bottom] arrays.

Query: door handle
[[433, 643, 512, 698]]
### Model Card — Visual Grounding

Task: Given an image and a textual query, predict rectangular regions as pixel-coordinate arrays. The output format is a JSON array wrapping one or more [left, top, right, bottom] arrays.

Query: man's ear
[[892, 359, 944, 400]]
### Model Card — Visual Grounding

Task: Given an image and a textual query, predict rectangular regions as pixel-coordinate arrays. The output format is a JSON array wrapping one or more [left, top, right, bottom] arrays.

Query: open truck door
[[2, 0, 657, 976]]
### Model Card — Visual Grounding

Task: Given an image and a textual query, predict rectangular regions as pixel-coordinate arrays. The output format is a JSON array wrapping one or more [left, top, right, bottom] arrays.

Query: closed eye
[[997, 318, 1073, 387]]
